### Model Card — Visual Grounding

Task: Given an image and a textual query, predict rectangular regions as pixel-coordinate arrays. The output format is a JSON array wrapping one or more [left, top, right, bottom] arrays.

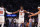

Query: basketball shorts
[[0, 16, 5, 23], [18, 17, 24, 23]]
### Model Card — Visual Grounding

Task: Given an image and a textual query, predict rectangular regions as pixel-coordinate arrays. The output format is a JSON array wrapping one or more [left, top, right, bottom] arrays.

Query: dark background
[[0, 0, 40, 20], [0, 0, 40, 27], [0, 0, 40, 11]]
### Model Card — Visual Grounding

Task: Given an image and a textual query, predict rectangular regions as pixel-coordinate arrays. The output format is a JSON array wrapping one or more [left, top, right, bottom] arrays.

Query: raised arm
[[4, 8, 12, 14], [24, 10, 34, 14], [12, 10, 19, 14], [29, 11, 40, 17]]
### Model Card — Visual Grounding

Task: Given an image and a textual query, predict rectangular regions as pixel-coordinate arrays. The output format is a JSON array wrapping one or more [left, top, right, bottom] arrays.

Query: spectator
[[13, 18, 16, 23], [29, 17, 32, 27], [6, 18, 9, 27], [8, 17, 12, 27], [32, 18, 35, 27], [10, 19, 14, 27], [16, 18, 19, 27], [26, 22, 29, 27], [24, 20, 27, 27], [13, 18, 16, 27]]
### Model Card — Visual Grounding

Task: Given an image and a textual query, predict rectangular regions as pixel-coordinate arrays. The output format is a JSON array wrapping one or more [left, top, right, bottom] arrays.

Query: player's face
[[1, 6, 3, 7], [38, 8, 40, 10], [20, 7, 23, 10]]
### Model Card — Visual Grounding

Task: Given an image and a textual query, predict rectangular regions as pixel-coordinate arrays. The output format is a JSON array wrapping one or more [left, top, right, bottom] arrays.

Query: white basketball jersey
[[19, 10, 25, 18], [0, 7, 4, 16], [38, 14, 40, 22]]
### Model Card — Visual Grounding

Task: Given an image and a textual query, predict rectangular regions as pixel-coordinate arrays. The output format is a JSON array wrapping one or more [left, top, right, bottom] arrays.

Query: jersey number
[[0, 11, 3, 14], [20, 13, 22, 15]]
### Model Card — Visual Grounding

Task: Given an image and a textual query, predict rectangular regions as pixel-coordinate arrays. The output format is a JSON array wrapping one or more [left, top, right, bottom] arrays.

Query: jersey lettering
[[0, 11, 3, 14], [20, 12, 23, 15]]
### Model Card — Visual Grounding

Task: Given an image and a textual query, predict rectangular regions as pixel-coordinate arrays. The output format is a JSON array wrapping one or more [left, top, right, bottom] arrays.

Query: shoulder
[[38, 11, 40, 13], [18, 10, 20, 11], [38, 11, 40, 12], [18, 9, 21, 11], [24, 10, 27, 12], [37, 11, 40, 13]]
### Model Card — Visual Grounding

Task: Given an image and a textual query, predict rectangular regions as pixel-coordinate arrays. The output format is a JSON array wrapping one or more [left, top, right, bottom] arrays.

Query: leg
[[38, 22, 40, 27], [0, 23, 1, 27], [1, 23, 4, 27], [29, 23, 32, 27], [38, 23, 40, 27], [38, 24, 39, 27], [8, 22, 11, 27], [22, 23, 24, 27], [18, 23, 21, 27], [21, 18, 24, 27], [18, 18, 21, 27]]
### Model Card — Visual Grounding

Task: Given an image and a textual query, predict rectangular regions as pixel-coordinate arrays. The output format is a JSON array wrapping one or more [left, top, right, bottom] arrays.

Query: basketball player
[[13, 6, 33, 27], [29, 5, 40, 27], [0, 5, 12, 27]]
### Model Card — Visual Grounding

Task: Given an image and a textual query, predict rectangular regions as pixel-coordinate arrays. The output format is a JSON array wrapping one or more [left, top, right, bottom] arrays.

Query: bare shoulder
[[2, 7, 5, 9], [38, 11, 40, 13], [24, 10, 27, 12], [38, 11, 40, 12], [17, 10, 19, 11]]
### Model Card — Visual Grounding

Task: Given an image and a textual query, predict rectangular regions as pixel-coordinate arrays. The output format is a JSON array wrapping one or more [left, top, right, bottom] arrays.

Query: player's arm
[[4, 8, 12, 14], [24, 10, 34, 14], [29, 11, 40, 16], [12, 10, 19, 14]]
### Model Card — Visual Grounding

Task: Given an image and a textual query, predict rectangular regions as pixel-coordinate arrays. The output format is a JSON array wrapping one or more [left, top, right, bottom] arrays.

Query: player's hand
[[12, 12, 15, 14], [28, 15, 32, 17], [30, 13, 34, 14]]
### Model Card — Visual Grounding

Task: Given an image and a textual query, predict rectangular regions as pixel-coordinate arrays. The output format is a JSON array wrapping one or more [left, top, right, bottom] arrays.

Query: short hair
[[38, 4, 40, 8], [20, 6, 23, 7]]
